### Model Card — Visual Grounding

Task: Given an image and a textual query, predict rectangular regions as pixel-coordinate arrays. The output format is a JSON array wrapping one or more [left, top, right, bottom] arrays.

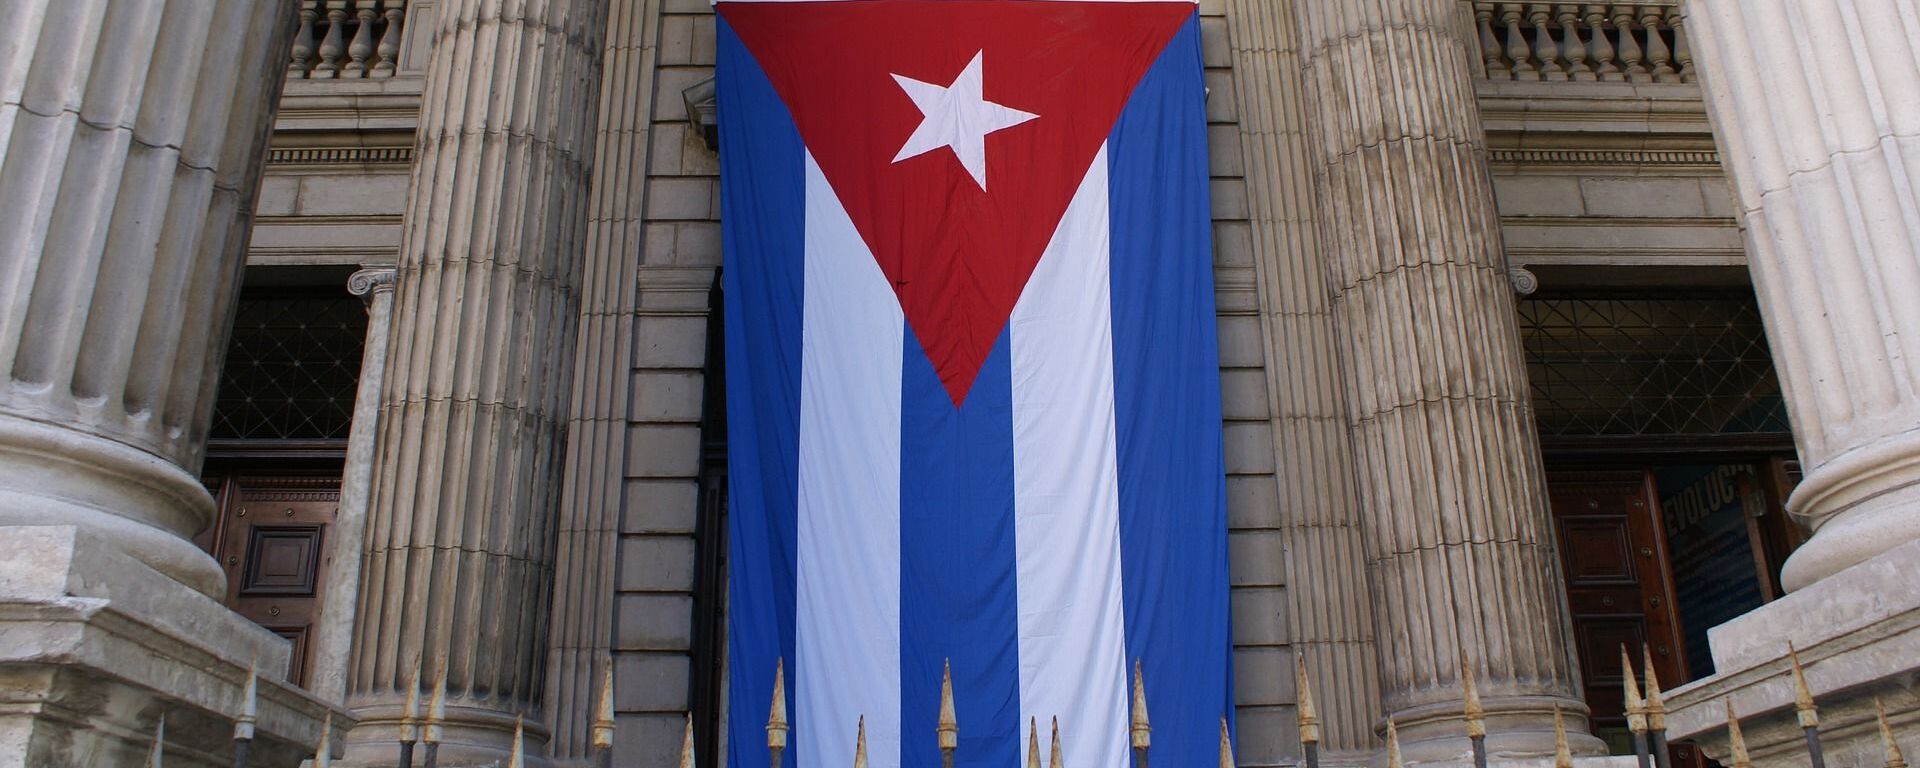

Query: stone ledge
[[1665, 540, 1920, 767], [0, 526, 350, 767]]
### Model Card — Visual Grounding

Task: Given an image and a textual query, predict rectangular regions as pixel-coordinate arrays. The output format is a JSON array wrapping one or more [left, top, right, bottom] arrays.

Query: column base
[[0, 526, 348, 767], [1666, 539, 1920, 767], [0, 414, 225, 597], [335, 705, 552, 768], [1383, 695, 1608, 766]]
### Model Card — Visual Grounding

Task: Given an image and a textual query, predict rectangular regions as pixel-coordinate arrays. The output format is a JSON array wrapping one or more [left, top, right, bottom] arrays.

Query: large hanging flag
[[717, 2, 1229, 767]]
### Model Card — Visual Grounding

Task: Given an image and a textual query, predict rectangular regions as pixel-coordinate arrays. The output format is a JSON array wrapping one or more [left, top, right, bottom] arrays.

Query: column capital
[[347, 267, 397, 300]]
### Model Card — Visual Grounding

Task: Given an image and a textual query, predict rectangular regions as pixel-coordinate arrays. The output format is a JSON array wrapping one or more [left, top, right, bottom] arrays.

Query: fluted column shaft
[[545, 0, 658, 760], [1227, 1, 1383, 759], [1686, 0, 1920, 591], [0, 0, 296, 597], [344, 0, 607, 762], [1288, 1, 1599, 759]]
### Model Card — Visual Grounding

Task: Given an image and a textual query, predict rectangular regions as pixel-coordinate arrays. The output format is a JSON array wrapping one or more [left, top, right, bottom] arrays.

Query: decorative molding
[[1488, 148, 1720, 167], [267, 146, 414, 166]]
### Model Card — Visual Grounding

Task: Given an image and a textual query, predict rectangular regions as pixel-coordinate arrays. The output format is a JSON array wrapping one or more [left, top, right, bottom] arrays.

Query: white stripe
[[1010, 144, 1129, 768], [796, 151, 903, 768]]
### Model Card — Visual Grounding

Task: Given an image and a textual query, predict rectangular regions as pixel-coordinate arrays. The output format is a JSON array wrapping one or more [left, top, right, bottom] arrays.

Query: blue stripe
[[1107, 13, 1235, 757], [899, 326, 1022, 768], [719, 19, 804, 768]]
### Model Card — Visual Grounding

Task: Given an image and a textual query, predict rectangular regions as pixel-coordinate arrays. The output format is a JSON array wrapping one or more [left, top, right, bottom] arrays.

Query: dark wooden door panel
[[208, 474, 339, 685], [1547, 469, 1688, 754]]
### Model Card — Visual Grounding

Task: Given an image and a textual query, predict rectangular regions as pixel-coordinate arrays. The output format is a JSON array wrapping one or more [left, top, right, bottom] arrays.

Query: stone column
[[1659, 4, 1920, 766], [1288, 2, 1602, 760], [342, 0, 608, 763], [0, 0, 293, 597], [545, 0, 658, 759], [0, 3, 344, 766], [310, 267, 398, 705], [1686, 0, 1920, 592], [1227, 1, 1383, 761]]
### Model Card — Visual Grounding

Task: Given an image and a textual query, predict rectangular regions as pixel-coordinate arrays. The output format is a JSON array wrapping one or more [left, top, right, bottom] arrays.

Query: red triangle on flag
[[720, 0, 1193, 405]]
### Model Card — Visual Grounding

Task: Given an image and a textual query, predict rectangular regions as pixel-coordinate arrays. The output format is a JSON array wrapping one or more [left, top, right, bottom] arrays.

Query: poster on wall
[[714, 1, 1229, 765]]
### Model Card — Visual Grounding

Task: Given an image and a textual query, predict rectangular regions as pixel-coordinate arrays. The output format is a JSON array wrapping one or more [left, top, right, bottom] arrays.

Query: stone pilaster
[[545, 0, 661, 762], [1226, 1, 1383, 762], [1662, 3, 1920, 766], [310, 267, 398, 705], [1287, 1, 1601, 760], [1686, 0, 1920, 593], [342, 0, 608, 763], [0, 0, 297, 599]]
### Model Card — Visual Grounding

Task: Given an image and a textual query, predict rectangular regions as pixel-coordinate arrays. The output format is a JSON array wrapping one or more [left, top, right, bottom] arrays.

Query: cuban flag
[[717, 2, 1230, 766]]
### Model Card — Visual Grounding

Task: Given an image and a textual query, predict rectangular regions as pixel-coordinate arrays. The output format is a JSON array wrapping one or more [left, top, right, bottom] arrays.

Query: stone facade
[[2, 0, 1915, 766]]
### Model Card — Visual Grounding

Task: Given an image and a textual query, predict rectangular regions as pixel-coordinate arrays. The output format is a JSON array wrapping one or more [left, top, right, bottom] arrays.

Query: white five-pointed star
[[891, 51, 1038, 190]]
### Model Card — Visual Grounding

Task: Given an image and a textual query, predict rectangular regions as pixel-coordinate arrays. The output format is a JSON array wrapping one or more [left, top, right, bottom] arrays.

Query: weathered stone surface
[[0, 526, 346, 768], [0, 0, 298, 600], [1689, 0, 1920, 593], [1289, 1, 1600, 761], [340, 0, 610, 763], [1666, 540, 1920, 768]]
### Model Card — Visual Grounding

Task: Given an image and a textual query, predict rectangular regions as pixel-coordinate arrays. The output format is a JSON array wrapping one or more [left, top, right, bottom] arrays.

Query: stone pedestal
[[0, 526, 351, 767], [1665, 540, 1920, 768], [1287, 2, 1602, 762], [340, 1, 608, 764]]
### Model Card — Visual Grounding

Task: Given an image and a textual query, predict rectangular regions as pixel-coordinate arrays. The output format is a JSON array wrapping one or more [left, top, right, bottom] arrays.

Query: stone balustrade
[[1470, 2, 1693, 83], [289, 0, 410, 80]]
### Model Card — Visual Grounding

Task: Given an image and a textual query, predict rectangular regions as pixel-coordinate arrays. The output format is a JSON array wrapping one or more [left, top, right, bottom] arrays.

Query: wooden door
[[198, 474, 340, 685], [1546, 469, 1689, 756]]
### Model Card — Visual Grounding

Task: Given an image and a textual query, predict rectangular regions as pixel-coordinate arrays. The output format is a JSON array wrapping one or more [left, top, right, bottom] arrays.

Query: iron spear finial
[[315, 711, 335, 768], [1219, 716, 1235, 768], [235, 662, 259, 742], [506, 715, 524, 768], [592, 654, 617, 751], [768, 658, 790, 756], [939, 659, 959, 752], [149, 715, 166, 768], [1460, 650, 1485, 739], [401, 666, 422, 744], [1295, 653, 1320, 746], [1049, 716, 1064, 768], [1385, 719, 1404, 768], [1642, 644, 1667, 732], [1724, 700, 1752, 768], [1878, 698, 1907, 768], [1553, 705, 1573, 768], [1622, 644, 1648, 735], [683, 713, 698, 768], [853, 716, 869, 768], [1027, 717, 1041, 768], [1788, 643, 1819, 728], [1131, 660, 1151, 751], [424, 665, 448, 745]]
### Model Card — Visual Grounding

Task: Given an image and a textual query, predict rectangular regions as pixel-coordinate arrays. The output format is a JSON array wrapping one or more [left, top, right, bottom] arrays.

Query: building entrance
[[1518, 287, 1805, 763]]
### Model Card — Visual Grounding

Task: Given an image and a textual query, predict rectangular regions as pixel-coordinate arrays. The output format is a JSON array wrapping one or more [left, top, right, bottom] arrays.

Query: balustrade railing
[[288, 0, 410, 80], [1470, 2, 1693, 84]]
